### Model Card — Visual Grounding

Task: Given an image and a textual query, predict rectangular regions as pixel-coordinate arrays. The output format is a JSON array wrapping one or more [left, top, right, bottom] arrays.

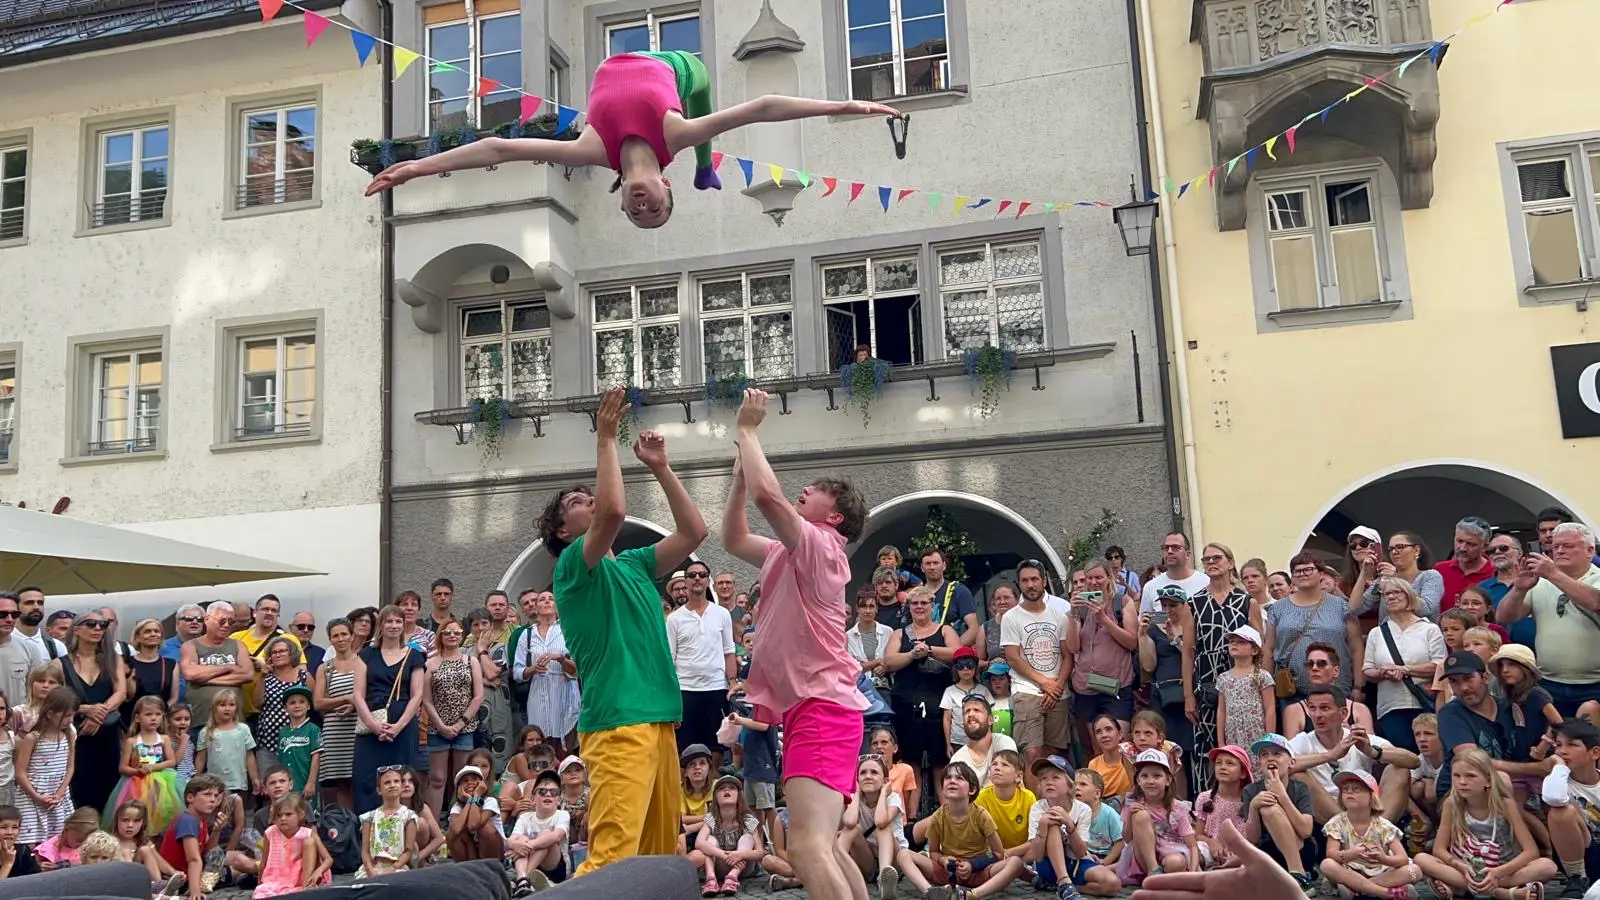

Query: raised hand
[[839, 100, 903, 117], [634, 429, 669, 470], [595, 387, 626, 442], [737, 389, 769, 429], [364, 160, 429, 196]]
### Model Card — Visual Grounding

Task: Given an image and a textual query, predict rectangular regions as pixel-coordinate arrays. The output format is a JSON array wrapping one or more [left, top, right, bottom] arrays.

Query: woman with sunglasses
[[63, 611, 129, 813], [1349, 530, 1443, 623]]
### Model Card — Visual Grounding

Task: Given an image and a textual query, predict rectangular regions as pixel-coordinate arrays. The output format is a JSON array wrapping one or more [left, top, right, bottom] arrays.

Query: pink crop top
[[586, 53, 680, 171]]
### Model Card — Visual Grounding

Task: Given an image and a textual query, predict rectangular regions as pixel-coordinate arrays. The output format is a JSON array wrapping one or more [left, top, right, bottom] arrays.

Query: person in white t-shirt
[[1543, 718, 1600, 897], [1003, 562, 1072, 780], [948, 695, 1018, 788], [507, 769, 571, 893], [1139, 534, 1210, 615], [665, 565, 737, 771], [1285, 684, 1417, 824]]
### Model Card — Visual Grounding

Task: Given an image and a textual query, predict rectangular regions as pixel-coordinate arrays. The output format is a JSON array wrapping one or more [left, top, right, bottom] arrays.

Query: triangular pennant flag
[[393, 46, 420, 79], [1225, 156, 1240, 177], [350, 31, 377, 66], [954, 195, 970, 213], [1300, 111, 1319, 126], [431, 62, 458, 74], [555, 106, 578, 133], [847, 182, 865, 204], [1177, 181, 1191, 199], [767, 164, 784, 185], [258, 0, 284, 21], [1466, 10, 1492, 25], [1264, 135, 1278, 161], [1320, 105, 1333, 124], [1342, 88, 1361, 103], [1363, 76, 1378, 89], [1043, 202, 1057, 213], [928, 192, 942, 210], [970, 198, 991, 209], [1162, 175, 1175, 196], [1146, 191, 1160, 202], [878, 186, 890, 212], [1245, 147, 1260, 170], [795, 171, 811, 189], [997, 200, 1012, 216], [303, 11, 331, 46], [1190, 175, 1207, 193], [1014, 201, 1031, 219], [1397, 51, 1423, 78], [477, 77, 498, 97], [1429, 41, 1445, 65], [519, 95, 542, 124], [711, 151, 724, 170], [1285, 126, 1298, 154], [821, 177, 838, 197], [1208, 167, 1218, 188], [897, 188, 915, 203], [737, 158, 754, 188], [1075, 201, 1094, 207]]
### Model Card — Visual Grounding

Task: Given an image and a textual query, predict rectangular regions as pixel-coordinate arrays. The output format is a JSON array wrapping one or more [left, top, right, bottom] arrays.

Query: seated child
[[975, 750, 1037, 862], [447, 764, 505, 861], [838, 756, 928, 898], [915, 762, 1025, 899], [110, 799, 173, 883], [1026, 756, 1119, 900], [159, 775, 226, 900], [398, 767, 444, 865], [1072, 770, 1126, 891], [693, 775, 763, 896], [0, 806, 40, 879], [1415, 747, 1557, 900], [36, 806, 99, 870], [760, 808, 801, 892], [507, 770, 569, 895], [677, 744, 714, 855], [1542, 718, 1600, 897], [357, 767, 416, 877], [555, 757, 589, 870], [1318, 770, 1421, 899], [1116, 749, 1197, 884], [1192, 746, 1249, 869], [253, 795, 332, 898], [985, 662, 1014, 739], [1122, 711, 1185, 800], [227, 765, 302, 886], [1243, 735, 1318, 892], [77, 830, 120, 866]]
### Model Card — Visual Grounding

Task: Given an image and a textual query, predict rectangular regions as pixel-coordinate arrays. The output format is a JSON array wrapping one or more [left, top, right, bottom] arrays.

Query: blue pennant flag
[[737, 157, 754, 187], [555, 106, 579, 134], [1429, 41, 1445, 65], [1245, 147, 1260, 170], [878, 186, 890, 211], [1177, 181, 1191, 199], [350, 30, 377, 66], [970, 198, 991, 209], [1320, 105, 1333, 124]]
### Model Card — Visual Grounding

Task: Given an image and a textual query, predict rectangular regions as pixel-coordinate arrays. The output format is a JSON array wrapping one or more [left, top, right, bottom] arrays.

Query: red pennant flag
[[897, 189, 915, 203], [259, 0, 284, 21], [1207, 167, 1218, 188], [1285, 125, 1298, 154], [303, 11, 331, 46], [1014, 201, 1031, 219], [821, 177, 838, 198], [997, 200, 1012, 217], [478, 77, 499, 97], [848, 182, 865, 204], [1363, 76, 1377, 89], [710, 151, 724, 170]]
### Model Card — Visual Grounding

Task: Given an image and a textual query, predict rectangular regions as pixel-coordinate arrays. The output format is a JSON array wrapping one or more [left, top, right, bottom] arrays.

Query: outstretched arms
[[365, 132, 607, 195], [671, 97, 901, 153], [735, 390, 806, 552], [635, 430, 708, 577], [582, 389, 629, 570], [722, 455, 775, 568]]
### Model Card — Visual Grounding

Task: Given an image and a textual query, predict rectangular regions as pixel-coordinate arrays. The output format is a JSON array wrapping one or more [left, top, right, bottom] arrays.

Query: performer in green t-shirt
[[536, 387, 707, 874]]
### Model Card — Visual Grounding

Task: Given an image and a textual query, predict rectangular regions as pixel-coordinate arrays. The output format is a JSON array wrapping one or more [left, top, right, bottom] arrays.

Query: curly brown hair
[[537, 485, 592, 557], [811, 477, 868, 542]]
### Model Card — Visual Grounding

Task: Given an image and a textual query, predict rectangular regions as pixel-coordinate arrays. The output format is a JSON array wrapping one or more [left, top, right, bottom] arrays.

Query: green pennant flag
[[795, 171, 812, 189], [1226, 156, 1240, 177], [431, 62, 458, 74], [928, 192, 943, 210], [1043, 202, 1057, 212], [1162, 175, 1175, 196]]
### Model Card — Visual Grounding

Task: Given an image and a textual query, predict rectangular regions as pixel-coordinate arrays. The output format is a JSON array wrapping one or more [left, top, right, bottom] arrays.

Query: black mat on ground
[[286, 859, 510, 900], [543, 856, 697, 900], [0, 861, 153, 900]]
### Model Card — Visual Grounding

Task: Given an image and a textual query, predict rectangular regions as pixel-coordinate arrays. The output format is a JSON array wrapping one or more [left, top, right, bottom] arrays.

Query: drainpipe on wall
[[377, 0, 396, 601], [1124, 0, 1186, 537]]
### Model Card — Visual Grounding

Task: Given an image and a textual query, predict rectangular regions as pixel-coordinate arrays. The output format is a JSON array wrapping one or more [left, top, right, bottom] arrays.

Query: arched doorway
[[851, 491, 1069, 606], [1298, 459, 1594, 562], [497, 516, 700, 595]]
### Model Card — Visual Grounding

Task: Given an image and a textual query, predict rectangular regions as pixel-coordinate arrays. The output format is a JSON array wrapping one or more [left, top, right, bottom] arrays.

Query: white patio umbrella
[[0, 504, 325, 594]]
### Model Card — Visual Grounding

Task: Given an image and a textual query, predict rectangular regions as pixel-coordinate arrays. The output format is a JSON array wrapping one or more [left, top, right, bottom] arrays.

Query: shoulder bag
[[903, 625, 950, 676], [1273, 616, 1313, 699], [355, 649, 412, 736], [1378, 622, 1435, 713]]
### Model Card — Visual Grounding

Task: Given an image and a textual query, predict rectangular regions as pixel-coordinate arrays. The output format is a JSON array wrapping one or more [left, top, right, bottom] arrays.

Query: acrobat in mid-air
[[363, 49, 900, 228]]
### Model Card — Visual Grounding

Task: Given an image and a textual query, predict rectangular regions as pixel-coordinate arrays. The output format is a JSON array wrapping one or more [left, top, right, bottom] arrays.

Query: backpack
[[317, 805, 363, 875]]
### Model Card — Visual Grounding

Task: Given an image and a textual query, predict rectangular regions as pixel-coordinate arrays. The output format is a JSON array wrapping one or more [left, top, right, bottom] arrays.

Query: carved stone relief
[[1324, 0, 1379, 44], [1204, 0, 1429, 70], [1209, 4, 1255, 69], [1255, 0, 1315, 61]]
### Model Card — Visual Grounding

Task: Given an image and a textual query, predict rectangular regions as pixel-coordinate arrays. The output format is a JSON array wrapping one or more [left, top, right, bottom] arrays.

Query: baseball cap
[[952, 646, 978, 662], [680, 743, 713, 765], [1442, 652, 1486, 678], [1333, 770, 1378, 793], [557, 755, 585, 774], [1348, 526, 1381, 544], [281, 685, 313, 703], [1030, 754, 1075, 778], [1227, 624, 1263, 648], [1131, 748, 1171, 771], [534, 769, 560, 788], [985, 660, 1011, 676], [454, 765, 487, 784], [1251, 734, 1294, 757]]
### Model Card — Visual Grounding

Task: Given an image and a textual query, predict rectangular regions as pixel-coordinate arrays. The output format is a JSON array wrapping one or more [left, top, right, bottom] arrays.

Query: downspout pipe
[[377, 0, 396, 601], [1133, 0, 1205, 544], [1124, 0, 1185, 536]]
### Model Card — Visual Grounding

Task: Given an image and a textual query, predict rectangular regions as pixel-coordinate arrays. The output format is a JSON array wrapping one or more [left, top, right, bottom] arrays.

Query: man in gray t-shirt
[[179, 601, 253, 727], [0, 594, 42, 706]]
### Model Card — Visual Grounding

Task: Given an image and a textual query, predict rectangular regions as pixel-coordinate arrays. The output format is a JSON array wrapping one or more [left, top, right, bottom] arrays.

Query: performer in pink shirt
[[722, 388, 871, 900]]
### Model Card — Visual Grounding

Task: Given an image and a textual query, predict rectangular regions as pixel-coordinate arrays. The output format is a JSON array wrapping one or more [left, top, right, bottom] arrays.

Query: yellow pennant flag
[[767, 163, 784, 185], [954, 195, 971, 213], [393, 47, 420, 79], [1264, 136, 1278, 161]]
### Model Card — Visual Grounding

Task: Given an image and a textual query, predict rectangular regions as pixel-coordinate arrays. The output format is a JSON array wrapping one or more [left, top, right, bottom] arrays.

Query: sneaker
[[1291, 872, 1318, 894], [155, 874, 185, 899], [878, 866, 899, 899], [527, 870, 552, 893], [1057, 881, 1083, 900], [1561, 876, 1591, 900], [512, 877, 534, 898], [767, 874, 798, 892]]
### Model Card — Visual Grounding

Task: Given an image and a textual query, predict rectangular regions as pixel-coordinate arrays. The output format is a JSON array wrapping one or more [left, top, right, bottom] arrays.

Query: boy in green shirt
[[277, 685, 321, 801], [536, 388, 707, 875]]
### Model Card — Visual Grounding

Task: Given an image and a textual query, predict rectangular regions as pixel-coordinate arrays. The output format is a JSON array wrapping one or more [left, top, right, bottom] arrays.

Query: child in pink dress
[[1117, 750, 1198, 883], [253, 795, 331, 898]]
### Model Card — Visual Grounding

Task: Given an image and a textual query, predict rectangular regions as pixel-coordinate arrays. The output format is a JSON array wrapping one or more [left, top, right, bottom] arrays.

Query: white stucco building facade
[[0, 0, 385, 624]]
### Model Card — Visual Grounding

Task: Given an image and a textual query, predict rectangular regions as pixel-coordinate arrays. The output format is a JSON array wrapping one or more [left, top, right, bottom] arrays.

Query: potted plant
[[427, 121, 481, 157], [839, 357, 890, 427], [468, 394, 513, 465], [704, 373, 750, 418], [616, 387, 646, 445], [963, 344, 1015, 418], [492, 112, 583, 143], [350, 138, 417, 175]]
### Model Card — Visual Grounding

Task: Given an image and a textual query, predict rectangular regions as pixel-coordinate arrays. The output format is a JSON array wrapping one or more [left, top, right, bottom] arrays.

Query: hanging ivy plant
[[468, 395, 513, 465], [963, 345, 1016, 418], [840, 357, 890, 427], [704, 373, 750, 418], [1063, 508, 1121, 570], [616, 387, 646, 445]]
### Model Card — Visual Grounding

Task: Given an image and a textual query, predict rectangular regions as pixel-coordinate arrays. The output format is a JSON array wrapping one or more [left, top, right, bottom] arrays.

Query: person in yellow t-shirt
[[919, 761, 1026, 898], [227, 594, 302, 717], [975, 750, 1037, 855]]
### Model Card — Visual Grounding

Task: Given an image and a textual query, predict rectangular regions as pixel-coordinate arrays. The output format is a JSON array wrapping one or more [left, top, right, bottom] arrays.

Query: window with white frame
[[94, 124, 169, 228], [822, 256, 923, 369], [0, 359, 14, 466], [1262, 176, 1384, 310], [236, 333, 316, 439], [547, 54, 568, 104], [606, 10, 701, 57], [937, 240, 1046, 357], [0, 145, 25, 241], [88, 348, 162, 454], [1514, 145, 1600, 287], [592, 285, 683, 390], [699, 271, 795, 382], [427, 12, 522, 133], [238, 103, 316, 209], [846, 0, 950, 101], [460, 300, 553, 403]]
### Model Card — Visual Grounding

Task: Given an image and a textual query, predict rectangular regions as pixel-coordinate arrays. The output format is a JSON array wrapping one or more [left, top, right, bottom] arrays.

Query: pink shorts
[[763, 698, 863, 797]]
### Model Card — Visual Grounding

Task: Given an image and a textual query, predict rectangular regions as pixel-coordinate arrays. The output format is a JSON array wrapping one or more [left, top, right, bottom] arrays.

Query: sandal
[[1388, 885, 1418, 900], [719, 871, 741, 896], [1514, 883, 1546, 900], [703, 876, 720, 897], [1431, 878, 1455, 900]]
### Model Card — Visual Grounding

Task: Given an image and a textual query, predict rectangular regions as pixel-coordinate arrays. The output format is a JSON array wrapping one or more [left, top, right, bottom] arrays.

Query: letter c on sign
[[1581, 362, 1600, 415]]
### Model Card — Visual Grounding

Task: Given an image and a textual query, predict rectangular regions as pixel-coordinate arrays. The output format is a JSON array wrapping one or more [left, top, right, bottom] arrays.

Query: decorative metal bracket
[[584, 410, 598, 433], [887, 114, 911, 160], [678, 400, 696, 425], [775, 389, 792, 415], [822, 386, 839, 411], [526, 414, 546, 438], [447, 423, 468, 445], [924, 375, 940, 402], [1031, 364, 1045, 391]]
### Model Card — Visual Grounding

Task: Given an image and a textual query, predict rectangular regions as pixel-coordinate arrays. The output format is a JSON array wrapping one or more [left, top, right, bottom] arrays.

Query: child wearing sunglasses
[[507, 770, 570, 895]]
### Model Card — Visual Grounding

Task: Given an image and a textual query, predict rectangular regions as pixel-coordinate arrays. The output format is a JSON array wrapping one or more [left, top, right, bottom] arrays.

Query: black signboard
[[1551, 341, 1600, 440]]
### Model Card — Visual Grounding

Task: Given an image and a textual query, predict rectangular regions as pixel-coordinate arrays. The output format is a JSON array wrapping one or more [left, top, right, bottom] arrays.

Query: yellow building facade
[[1141, 0, 1600, 563]]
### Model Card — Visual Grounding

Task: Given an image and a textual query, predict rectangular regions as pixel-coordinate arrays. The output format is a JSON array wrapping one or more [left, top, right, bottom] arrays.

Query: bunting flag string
[[265, 0, 1521, 215]]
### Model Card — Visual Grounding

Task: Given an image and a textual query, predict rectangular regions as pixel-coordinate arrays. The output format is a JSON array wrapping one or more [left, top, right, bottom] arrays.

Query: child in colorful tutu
[[106, 696, 182, 835]]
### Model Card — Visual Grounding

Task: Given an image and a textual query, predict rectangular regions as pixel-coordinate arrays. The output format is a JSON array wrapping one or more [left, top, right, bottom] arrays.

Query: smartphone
[[1150, 611, 1169, 627], [1080, 591, 1103, 603]]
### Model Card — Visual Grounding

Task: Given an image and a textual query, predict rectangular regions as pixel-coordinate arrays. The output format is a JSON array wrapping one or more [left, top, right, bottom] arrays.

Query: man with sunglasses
[[289, 611, 325, 674], [162, 604, 208, 702], [0, 593, 43, 705], [666, 560, 736, 771], [1496, 522, 1600, 718]]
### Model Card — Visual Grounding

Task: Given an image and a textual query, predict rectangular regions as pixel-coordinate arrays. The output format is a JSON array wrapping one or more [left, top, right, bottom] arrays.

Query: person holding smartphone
[[1068, 562, 1140, 751]]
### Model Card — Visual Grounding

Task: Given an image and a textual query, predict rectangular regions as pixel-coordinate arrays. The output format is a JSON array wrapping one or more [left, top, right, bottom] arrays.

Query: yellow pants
[[574, 721, 682, 875]]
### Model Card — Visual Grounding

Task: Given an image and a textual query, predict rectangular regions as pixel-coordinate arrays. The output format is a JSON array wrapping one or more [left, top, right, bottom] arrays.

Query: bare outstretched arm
[[582, 388, 629, 570], [635, 430, 708, 577], [671, 97, 901, 153], [735, 389, 806, 552], [722, 455, 774, 568], [364, 131, 607, 195]]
